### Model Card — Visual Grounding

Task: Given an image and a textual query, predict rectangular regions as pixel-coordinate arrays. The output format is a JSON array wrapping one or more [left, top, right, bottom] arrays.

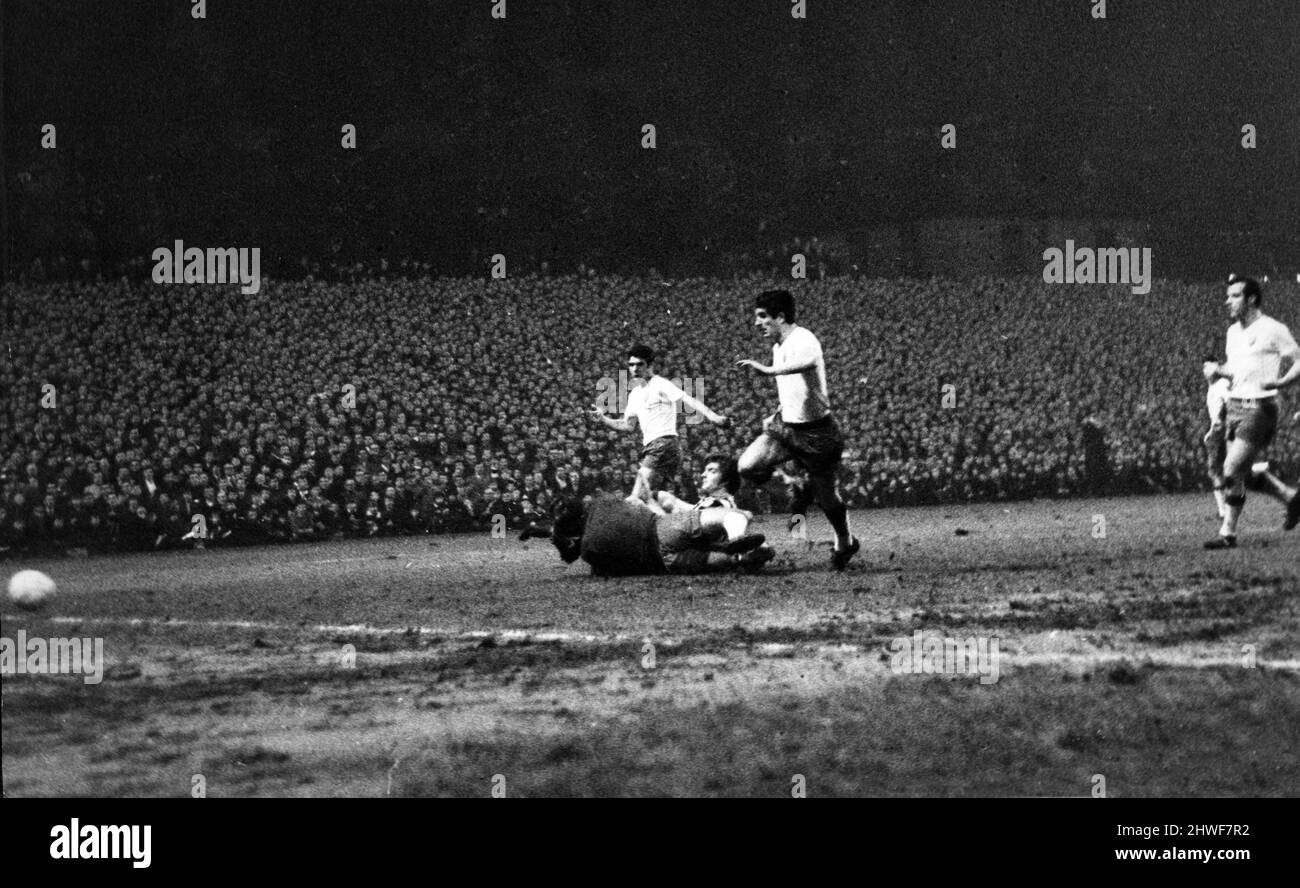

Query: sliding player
[[545, 494, 772, 576]]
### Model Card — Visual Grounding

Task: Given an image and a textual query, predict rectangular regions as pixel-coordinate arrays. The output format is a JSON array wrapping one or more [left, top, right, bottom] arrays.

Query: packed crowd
[[3, 273, 1298, 554]]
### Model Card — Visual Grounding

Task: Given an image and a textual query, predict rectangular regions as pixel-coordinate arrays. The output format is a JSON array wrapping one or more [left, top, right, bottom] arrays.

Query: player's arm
[[588, 403, 635, 432], [628, 494, 668, 517], [1201, 359, 1233, 384], [736, 337, 820, 377], [1260, 339, 1300, 391], [655, 490, 691, 512], [678, 390, 731, 427], [735, 356, 817, 376]]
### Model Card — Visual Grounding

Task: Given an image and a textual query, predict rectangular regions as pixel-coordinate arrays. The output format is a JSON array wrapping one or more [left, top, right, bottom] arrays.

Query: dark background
[[4, 0, 1298, 280]]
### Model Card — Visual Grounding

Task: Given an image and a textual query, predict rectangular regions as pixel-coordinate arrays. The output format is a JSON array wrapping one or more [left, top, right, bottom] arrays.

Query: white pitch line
[[14, 614, 646, 646], [309, 555, 431, 565], [6, 614, 1299, 672]]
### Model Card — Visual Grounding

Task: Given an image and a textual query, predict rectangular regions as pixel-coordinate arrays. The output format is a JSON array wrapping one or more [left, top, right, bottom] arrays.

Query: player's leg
[[628, 466, 654, 504], [666, 547, 774, 574], [1204, 424, 1227, 518], [775, 466, 813, 532], [738, 433, 792, 486], [1208, 437, 1256, 548], [1249, 462, 1300, 530], [807, 465, 856, 564], [696, 505, 762, 549], [790, 417, 857, 568], [629, 436, 680, 504], [1247, 462, 1295, 504]]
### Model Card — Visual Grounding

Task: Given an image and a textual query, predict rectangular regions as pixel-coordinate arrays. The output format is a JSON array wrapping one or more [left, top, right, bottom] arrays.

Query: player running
[[1201, 274, 1300, 549], [1203, 357, 1297, 523], [588, 344, 731, 505], [734, 289, 859, 569]]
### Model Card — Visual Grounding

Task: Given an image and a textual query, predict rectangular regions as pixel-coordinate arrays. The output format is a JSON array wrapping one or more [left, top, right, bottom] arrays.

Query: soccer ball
[[8, 570, 57, 610]]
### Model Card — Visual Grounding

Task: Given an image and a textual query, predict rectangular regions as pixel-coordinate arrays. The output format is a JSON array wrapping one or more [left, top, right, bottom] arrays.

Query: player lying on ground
[[528, 494, 773, 576], [1201, 274, 1300, 549], [1203, 360, 1298, 525], [587, 343, 731, 506], [735, 289, 859, 570], [655, 453, 743, 513]]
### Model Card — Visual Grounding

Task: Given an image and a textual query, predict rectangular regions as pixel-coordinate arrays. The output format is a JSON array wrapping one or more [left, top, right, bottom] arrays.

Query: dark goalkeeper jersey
[[579, 495, 665, 576]]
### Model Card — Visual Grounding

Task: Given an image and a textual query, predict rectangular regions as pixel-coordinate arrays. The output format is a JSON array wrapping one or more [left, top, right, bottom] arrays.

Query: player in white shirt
[[588, 344, 731, 505], [1200, 275, 1300, 548], [1203, 361, 1298, 523], [735, 290, 859, 569]]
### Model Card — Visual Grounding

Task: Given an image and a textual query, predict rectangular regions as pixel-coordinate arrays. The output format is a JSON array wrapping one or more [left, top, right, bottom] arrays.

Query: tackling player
[[1201, 275, 1300, 548], [735, 289, 859, 569], [655, 453, 742, 512], [544, 494, 773, 576], [588, 344, 731, 505]]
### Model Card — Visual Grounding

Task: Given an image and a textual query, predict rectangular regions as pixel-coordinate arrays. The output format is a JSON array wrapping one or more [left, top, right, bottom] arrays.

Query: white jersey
[[1206, 378, 1230, 423], [624, 375, 685, 445], [772, 326, 830, 423], [1225, 315, 1299, 399]]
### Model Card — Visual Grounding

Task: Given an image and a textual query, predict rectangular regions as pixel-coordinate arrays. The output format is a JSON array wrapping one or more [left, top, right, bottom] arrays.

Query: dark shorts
[[766, 413, 844, 476], [640, 435, 681, 488], [655, 509, 714, 573], [1226, 398, 1278, 451]]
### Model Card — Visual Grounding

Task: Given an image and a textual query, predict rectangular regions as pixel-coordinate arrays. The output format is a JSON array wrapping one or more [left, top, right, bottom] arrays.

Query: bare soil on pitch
[[3, 493, 1297, 797]]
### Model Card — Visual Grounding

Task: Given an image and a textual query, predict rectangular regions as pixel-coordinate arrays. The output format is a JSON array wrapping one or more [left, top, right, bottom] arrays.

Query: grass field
[[2, 493, 1297, 797]]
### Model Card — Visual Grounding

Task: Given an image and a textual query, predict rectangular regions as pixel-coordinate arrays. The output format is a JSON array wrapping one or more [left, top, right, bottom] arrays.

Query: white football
[[8, 570, 57, 610]]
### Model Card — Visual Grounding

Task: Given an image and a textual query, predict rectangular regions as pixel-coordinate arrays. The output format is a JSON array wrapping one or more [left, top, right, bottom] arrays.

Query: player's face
[[699, 462, 724, 495], [627, 357, 649, 380], [753, 308, 778, 341], [1225, 283, 1249, 320]]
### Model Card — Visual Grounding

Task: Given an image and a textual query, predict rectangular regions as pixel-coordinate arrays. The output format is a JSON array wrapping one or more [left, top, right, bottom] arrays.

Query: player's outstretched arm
[[679, 391, 730, 427], [735, 356, 817, 377], [655, 490, 690, 512], [627, 494, 668, 517], [588, 403, 632, 431]]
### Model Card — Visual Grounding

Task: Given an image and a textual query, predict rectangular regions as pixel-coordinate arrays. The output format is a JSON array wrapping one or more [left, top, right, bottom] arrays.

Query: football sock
[[1221, 493, 1245, 537], [824, 503, 851, 548]]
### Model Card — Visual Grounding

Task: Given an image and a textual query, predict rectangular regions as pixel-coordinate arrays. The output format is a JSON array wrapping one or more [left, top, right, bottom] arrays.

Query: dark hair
[[627, 344, 655, 364], [703, 453, 741, 495], [755, 289, 796, 324], [1227, 273, 1263, 304], [549, 495, 586, 563]]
